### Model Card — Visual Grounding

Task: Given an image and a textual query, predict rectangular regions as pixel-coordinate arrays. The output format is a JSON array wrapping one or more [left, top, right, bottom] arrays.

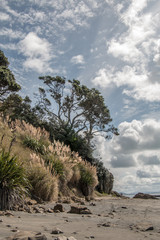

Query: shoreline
[[1, 196, 160, 240]]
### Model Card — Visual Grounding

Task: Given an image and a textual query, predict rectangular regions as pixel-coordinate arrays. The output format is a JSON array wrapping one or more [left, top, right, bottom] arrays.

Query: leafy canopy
[[38, 76, 118, 144], [0, 50, 21, 101]]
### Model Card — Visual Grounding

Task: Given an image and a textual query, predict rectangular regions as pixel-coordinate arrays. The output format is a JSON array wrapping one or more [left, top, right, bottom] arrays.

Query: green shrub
[[0, 150, 29, 210], [44, 155, 64, 176], [79, 164, 94, 186], [78, 163, 98, 196], [22, 136, 45, 155]]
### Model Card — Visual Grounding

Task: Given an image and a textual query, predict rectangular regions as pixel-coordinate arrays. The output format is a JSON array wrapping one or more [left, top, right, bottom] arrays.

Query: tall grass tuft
[[0, 150, 29, 210], [28, 153, 58, 201]]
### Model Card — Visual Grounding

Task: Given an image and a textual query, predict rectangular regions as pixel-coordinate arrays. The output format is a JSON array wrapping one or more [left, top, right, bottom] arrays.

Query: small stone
[[0, 219, 3, 222], [54, 236, 67, 240], [27, 199, 37, 205], [54, 210, 60, 213], [5, 212, 14, 217], [51, 227, 63, 234], [11, 229, 19, 232], [98, 223, 111, 228], [33, 206, 43, 213], [131, 223, 154, 232], [67, 237, 77, 240], [47, 208, 54, 213], [89, 203, 96, 206]]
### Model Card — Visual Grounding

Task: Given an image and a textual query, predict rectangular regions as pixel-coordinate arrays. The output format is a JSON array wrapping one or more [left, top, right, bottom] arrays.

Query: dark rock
[[26, 199, 37, 205], [96, 168, 113, 194], [11, 229, 19, 232], [98, 223, 111, 227], [130, 223, 154, 232], [71, 196, 85, 204], [51, 227, 63, 234], [46, 208, 54, 213], [5, 231, 47, 240], [68, 205, 92, 214], [54, 237, 77, 240], [33, 206, 44, 213], [89, 203, 96, 206], [5, 211, 14, 217], [111, 191, 128, 199], [133, 192, 158, 199], [6, 225, 12, 227], [54, 204, 65, 212]]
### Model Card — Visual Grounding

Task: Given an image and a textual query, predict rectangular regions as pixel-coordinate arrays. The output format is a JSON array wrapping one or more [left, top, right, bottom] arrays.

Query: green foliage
[[78, 163, 98, 196], [38, 76, 118, 144], [0, 150, 29, 210], [0, 93, 23, 119], [52, 125, 93, 159], [0, 50, 21, 101], [44, 155, 64, 176], [51, 159, 64, 176], [22, 136, 46, 155], [79, 164, 94, 186]]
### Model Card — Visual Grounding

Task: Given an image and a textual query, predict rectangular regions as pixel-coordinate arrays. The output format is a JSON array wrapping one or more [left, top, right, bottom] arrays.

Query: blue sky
[[1, 0, 160, 194]]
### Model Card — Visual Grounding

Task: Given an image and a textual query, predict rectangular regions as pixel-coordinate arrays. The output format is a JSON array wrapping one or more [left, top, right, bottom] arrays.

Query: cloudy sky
[[1, 0, 160, 194]]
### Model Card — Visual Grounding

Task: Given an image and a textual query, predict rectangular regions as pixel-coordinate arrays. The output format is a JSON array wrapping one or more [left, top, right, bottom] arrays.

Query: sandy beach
[[0, 196, 160, 240]]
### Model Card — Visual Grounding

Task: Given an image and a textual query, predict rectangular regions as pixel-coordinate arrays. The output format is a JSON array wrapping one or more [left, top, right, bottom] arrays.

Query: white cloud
[[18, 32, 53, 73], [92, 0, 160, 103], [0, 28, 24, 39], [71, 55, 85, 65], [138, 155, 160, 166], [92, 63, 160, 102], [94, 118, 160, 193], [1, 1, 19, 17], [111, 155, 136, 168], [0, 12, 10, 21], [0, 43, 17, 50], [27, 0, 97, 31], [108, 40, 142, 63]]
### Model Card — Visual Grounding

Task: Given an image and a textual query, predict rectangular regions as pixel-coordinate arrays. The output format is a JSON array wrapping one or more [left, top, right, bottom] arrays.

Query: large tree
[[38, 76, 118, 145], [0, 50, 21, 102]]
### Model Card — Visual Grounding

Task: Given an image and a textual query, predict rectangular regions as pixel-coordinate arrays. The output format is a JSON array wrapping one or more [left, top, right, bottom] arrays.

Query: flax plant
[[0, 150, 29, 210]]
